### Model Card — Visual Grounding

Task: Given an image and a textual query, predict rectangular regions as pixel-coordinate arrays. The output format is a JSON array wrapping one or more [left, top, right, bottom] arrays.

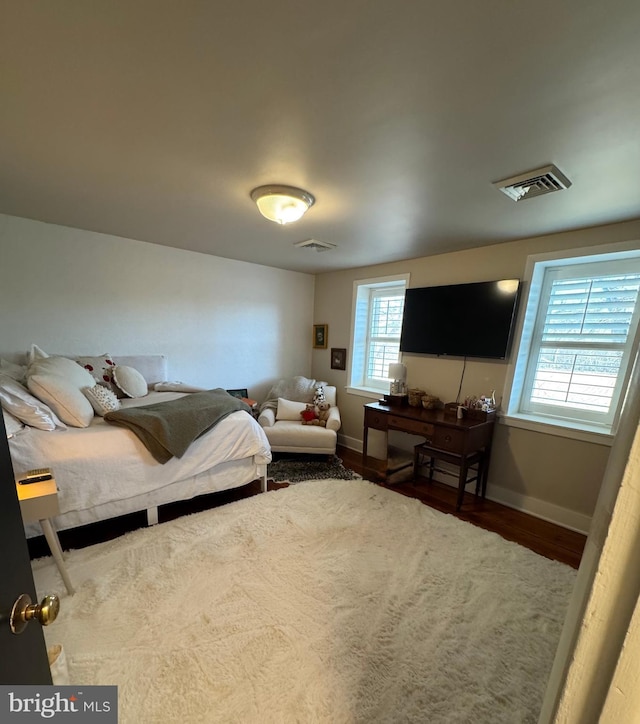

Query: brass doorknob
[[10, 593, 60, 635]]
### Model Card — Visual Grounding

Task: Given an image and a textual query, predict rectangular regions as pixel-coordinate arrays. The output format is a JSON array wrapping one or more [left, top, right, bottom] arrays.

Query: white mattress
[[10, 391, 272, 534]]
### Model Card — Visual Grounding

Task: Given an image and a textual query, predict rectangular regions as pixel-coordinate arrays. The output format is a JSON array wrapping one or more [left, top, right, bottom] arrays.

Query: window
[[348, 274, 409, 393], [505, 246, 640, 437]]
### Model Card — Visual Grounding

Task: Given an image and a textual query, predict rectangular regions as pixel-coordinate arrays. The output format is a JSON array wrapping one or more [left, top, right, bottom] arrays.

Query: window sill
[[345, 386, 385, 400], [499, 414, 614, 446]]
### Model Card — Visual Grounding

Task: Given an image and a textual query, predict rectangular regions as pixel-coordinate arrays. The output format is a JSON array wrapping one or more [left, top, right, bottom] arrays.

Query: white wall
[[0, 214, 314, 402]]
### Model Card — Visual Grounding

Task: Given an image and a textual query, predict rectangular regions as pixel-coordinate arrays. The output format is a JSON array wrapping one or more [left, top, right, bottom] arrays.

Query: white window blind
[[508, 252, 640, 434], [349, 275, 408, 393], [365, 288, 405, 385]]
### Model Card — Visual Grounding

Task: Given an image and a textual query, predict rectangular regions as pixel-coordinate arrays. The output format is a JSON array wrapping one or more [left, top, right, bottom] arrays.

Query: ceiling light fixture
[[250, 185, 315, 225]]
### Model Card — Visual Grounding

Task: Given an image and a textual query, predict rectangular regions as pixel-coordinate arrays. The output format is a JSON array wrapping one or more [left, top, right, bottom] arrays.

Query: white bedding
[[10, 391, 271, 535]]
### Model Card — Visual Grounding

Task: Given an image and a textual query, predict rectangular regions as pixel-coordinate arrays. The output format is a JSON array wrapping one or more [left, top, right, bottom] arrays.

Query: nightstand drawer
[[433, 427, 464, 453], [389, 416, 434, 438]]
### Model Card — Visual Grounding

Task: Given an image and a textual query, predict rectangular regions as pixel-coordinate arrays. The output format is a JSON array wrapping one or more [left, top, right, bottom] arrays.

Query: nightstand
[[17, 478, 75, 595]]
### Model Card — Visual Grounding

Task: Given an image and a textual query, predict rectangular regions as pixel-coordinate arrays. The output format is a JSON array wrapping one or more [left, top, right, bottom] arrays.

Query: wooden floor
[[338, 445, 586, 569], [28, 447, 586, 570]]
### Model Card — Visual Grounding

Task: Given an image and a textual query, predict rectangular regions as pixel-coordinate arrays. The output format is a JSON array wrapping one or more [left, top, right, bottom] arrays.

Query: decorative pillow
[[27, 355, 96, 390], [82, 385, 121, 416], [276, 398, 309, 421], [3, 408, 24, 438], [0, 374, 66, 431], [75, 354, 121, 396], [27, 374, 94, 428], [27, 344, 49, 364], [113, 365, 148, 398], [0, 358, 27, 384]]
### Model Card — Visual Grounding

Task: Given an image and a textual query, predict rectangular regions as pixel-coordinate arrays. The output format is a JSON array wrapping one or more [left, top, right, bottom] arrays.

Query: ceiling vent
[[293, 239, 337, 252], [494, 164, 571, 202]]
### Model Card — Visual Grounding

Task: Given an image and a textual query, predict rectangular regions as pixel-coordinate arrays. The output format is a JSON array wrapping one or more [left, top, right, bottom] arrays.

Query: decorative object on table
[[387, 362, 407, 397], [330, 348, 347, 370], [408, 388, 426, 407], [383, 393, 408, 406], [421, 394, 442, 410], [444, 402, 462, 418], [313, 324, 328, 349], [462, 391, 496, 412], [444, 391, 497, 421], [226, 388, 248, 399]]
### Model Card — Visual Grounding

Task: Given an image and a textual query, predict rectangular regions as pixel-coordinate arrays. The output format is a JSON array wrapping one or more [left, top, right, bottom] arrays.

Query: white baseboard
[[485, 484, 592, 535], [338, 434, 363, 453], [337, 438, 592, 535]]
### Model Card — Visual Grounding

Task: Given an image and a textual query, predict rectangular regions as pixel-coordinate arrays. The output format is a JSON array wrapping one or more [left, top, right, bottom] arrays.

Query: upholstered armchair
[[258, 379, 341, 455]]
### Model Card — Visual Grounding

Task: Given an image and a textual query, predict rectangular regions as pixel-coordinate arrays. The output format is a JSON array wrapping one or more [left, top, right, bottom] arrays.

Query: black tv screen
[[400, 279, 521, 359]]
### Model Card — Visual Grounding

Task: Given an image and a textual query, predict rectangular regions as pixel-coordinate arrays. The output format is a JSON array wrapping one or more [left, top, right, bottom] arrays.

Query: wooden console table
[[362, 402, 495, 511]]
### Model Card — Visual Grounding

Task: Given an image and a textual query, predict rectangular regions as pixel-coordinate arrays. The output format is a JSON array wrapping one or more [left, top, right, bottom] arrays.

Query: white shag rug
[[33, 479, 576, 724]]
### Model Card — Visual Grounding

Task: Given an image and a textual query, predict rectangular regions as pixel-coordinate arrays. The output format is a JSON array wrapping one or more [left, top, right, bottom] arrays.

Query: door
[[0, 414, 52, 684]]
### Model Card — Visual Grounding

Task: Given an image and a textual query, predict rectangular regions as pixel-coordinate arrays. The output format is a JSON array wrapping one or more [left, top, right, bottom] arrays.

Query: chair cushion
[[263, 420, 337, 453]]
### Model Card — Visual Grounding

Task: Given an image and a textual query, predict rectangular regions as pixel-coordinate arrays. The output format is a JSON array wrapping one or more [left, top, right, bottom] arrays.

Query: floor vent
[[294, 239, 337, 252], [494, 164, 571, 201]]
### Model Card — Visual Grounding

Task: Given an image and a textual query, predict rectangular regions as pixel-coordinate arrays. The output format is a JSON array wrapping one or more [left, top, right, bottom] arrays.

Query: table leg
[[39, 518, 74, 595], [362, 423, 371, 466], [456, 460, 469, 511]]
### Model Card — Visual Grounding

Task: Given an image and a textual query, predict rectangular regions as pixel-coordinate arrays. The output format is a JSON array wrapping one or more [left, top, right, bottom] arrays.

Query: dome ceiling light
[[250, 185, 315, 225]]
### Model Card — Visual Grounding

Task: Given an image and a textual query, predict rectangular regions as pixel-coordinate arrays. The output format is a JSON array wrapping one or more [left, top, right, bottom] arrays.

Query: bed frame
[[11, 354, 269, 537]]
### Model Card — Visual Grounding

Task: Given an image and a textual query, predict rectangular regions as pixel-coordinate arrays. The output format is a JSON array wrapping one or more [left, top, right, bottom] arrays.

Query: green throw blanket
[[105, 388, 251, 464]]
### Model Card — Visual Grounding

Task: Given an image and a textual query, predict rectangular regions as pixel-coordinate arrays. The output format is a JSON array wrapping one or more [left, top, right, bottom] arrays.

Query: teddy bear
[[316, 400, 331, 427], [300, 403, 319, 425]]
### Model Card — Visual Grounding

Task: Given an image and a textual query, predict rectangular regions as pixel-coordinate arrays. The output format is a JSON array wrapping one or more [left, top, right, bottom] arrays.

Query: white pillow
[[3, 408, 24, 438], [0, 374, 66, 431], [27, 344, 49, 364], [83, 385, 121, 416], [27, 356, 96, 389], [276, 398, 309, 421], [0, 358, 27, 384], [28, 374, 94, 428], [113, 365, 148, 398]]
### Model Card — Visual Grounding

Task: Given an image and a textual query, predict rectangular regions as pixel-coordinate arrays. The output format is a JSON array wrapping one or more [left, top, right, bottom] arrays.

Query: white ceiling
[[2, 1, 639, 274]]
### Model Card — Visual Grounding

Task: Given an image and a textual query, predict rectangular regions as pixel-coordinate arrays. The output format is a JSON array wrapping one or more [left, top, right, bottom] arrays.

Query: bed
[[5, 354, 271, 537]]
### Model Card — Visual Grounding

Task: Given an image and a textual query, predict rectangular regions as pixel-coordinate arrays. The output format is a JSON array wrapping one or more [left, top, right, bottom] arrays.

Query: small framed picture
[[313, 324, 328, 349], [331, 348, 347, 370], [226, 388, 248, 399]]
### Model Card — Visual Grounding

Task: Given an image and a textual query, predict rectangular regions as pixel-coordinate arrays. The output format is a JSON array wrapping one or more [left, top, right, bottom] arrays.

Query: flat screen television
[[399, 279, 521, 359]]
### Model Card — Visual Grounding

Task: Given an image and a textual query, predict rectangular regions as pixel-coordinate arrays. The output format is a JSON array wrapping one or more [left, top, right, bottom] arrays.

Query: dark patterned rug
[[267, 454, 362, 483]]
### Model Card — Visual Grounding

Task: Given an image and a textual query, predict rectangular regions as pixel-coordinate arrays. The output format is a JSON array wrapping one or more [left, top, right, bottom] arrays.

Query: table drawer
[[389, 416, 435, 438], [365, 408, 388, 430], [433, 426, 464, 453]]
